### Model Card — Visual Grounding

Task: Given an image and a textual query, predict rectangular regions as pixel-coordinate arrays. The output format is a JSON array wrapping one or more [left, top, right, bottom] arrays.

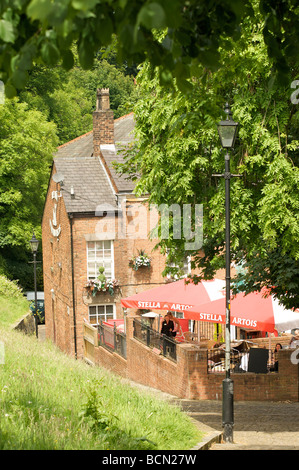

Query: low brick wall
[[187, 348, 299, 402], [92, 316, 299, 402], [94, 344, 127, 379], [254, 335, 293, 350]]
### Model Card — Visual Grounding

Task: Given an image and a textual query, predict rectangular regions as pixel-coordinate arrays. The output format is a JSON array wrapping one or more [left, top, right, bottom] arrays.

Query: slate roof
[[53, 113, 136, 214], [104, 112, 136, 193], [54, 157, 117, 214]]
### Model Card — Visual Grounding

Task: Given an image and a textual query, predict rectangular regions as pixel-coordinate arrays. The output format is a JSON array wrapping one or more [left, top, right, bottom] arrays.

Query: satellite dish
[[52, 172, 64, 184]]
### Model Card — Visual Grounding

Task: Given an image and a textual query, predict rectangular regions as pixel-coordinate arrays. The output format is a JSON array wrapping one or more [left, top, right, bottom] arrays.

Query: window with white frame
[[87, 240, 114, 280], [166, 251, 191, 280], [172, 311, 184, 319], [88, 304, 114, 325]]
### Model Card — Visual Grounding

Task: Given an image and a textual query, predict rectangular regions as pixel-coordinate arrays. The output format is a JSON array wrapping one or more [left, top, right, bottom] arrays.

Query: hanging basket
[[129, 250, 151, 271]]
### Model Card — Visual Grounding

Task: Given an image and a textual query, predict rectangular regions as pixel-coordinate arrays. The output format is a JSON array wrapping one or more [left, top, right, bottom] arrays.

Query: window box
[[85, 278, 119, 296], [86, 265, 119, 296]]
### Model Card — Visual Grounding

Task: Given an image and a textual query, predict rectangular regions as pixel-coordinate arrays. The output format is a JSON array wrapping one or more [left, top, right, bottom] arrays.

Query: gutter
[[69, 213, 77, 359]]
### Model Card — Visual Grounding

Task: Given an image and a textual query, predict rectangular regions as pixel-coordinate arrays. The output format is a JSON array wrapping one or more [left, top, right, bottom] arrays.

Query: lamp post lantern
[[217, 102, 238, 443], [30, 232, 39, 338]]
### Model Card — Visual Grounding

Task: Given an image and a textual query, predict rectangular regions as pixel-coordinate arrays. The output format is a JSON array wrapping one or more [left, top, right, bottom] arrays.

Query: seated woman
[[270, 343, 283, 372]]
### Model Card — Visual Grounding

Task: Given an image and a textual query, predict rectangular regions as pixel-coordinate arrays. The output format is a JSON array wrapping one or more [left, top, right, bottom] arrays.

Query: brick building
[[42, 88, 167, 359], [41, 89, 299, 402]]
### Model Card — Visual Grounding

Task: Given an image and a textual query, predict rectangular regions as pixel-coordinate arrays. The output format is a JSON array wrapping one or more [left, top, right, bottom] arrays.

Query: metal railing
[[98, 321, 127, 359], [207, 348, 277, 374], [133, 318, 177, 362]]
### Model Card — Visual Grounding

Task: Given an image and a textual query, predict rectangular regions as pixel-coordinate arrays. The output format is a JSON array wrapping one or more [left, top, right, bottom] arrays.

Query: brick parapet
[[92, 318, 299, 402]]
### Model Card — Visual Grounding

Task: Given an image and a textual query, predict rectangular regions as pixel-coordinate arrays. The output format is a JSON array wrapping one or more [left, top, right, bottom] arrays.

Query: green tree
[[115, 10, 299, 309], [0, 98, 58, 288], [1, 0, 299, 95], [18, 56, 137, 144]]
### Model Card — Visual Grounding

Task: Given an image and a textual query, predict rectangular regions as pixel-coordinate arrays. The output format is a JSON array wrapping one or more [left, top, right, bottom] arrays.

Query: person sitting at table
[[160, 314, 174, 337], [270, 343, 283, 372]]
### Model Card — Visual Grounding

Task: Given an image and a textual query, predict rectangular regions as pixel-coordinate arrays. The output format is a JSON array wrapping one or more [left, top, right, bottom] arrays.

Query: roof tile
[[53, 113, 136, 213]]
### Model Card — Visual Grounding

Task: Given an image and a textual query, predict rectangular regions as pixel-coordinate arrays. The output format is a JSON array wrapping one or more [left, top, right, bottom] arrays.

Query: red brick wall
[[69, 205, 166, 359], [186, 348, 298, 402], [42, 171, 75, 357], [42, 171, 167, 360], [94, 345, 128, 379], [91, 316, 299, 402]]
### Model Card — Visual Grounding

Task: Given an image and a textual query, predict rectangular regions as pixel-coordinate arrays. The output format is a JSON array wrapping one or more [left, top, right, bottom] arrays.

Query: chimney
[[93, 88, 114, 156]]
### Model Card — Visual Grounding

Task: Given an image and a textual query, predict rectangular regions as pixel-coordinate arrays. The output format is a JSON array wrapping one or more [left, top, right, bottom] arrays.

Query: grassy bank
[[0, 294, 30, 328], [0, 295, 203, 450]]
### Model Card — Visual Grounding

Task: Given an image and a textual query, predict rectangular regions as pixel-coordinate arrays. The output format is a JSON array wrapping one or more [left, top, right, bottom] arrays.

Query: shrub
[[0, 275, 23, 299]]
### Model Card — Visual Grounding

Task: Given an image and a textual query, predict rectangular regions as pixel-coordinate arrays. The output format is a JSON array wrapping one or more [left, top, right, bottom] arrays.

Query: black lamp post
[[30, 232, 39, 338], [217, 103, 238, 443]]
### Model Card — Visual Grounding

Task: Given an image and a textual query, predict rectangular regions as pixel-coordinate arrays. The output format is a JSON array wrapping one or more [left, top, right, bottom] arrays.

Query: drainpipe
[[69, 213, 77, 359]]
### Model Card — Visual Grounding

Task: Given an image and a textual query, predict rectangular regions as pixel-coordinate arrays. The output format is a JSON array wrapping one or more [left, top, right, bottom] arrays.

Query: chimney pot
[[96, 88, 110, 111]]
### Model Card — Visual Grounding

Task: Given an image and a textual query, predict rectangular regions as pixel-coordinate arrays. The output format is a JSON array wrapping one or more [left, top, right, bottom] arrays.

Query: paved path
[[172, 398, 299, 450], [128, 382, 299, 450], [38, 324, 46, 341]]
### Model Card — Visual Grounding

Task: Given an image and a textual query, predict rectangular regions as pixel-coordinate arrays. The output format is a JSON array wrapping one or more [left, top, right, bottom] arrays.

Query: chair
[[175, 325, 186, 342]]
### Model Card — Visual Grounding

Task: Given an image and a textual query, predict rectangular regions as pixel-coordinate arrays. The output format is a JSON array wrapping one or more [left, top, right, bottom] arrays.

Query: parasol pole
[[123, 307, 127, 334]]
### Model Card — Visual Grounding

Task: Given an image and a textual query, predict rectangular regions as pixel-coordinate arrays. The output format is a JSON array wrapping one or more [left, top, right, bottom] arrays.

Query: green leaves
[[95, 15, 113, 44], [137, 3, 167, 30], [27, 0, 54, 21], [10, 41, 37, 90], [116, 8, 299, 307], [71, 0, 99, 11], [27, 0, 69, 25], [0, 98, 58, 247], [41, 40, 60, 65], [0, 0, 296, 96], [0, 19, 15, 42], [78, 38, 95, 69], [258, 157, 299, 257], [61, 48, 74, 70]]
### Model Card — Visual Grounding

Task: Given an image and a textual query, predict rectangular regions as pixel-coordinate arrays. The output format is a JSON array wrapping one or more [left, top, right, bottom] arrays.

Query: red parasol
[[121, 278, 225, 312], [184, 289, 299, 333]]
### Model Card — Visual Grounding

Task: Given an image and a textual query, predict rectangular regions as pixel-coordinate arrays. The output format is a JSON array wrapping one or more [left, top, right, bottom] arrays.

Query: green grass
[[0, 295, 30, 328], [0, 295, 204, 450]]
